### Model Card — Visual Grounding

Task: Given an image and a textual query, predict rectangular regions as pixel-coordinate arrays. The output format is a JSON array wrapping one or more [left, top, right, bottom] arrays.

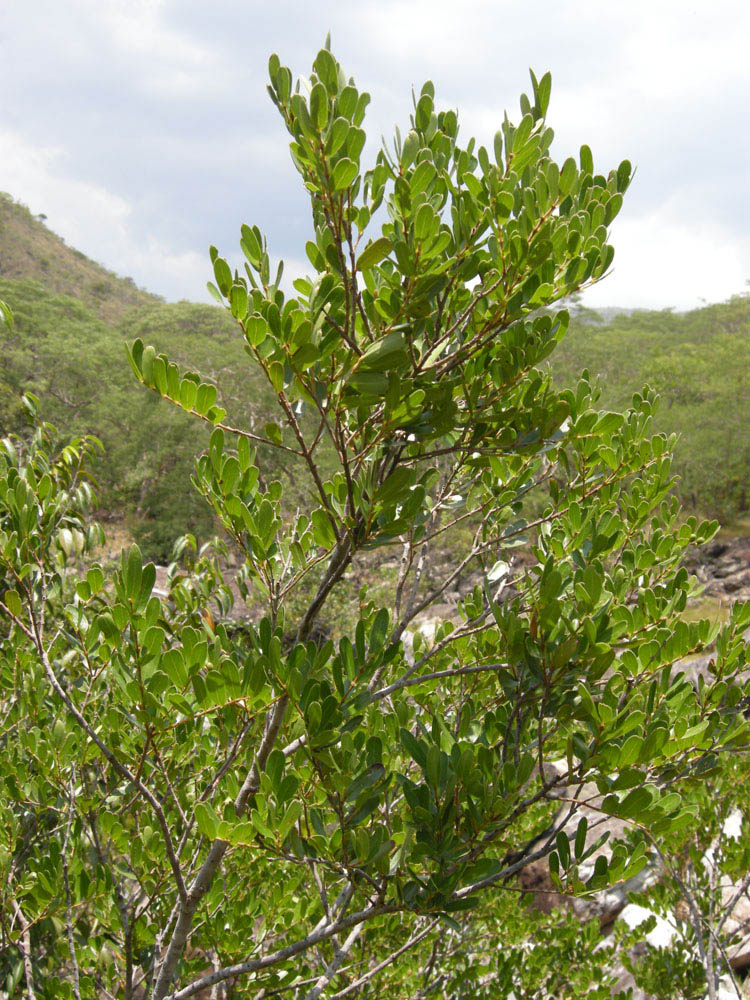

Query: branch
[[62, 768, 82, 1000], [303, 922, 364, 1000], [151, 695, 289, 999], [329, 920, 438, 998], [372, 661, 510, 701], [23, 601, 189, 908], [137, 379, 302, 456], [10, 900, 37, 1000], [87, 813, 134, 1000], [153, 535, 355, 998], [164, 902, 398, 1000]]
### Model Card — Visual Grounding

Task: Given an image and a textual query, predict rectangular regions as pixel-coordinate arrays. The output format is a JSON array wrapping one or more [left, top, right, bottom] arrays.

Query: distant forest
[[1, 193, 748, 561]]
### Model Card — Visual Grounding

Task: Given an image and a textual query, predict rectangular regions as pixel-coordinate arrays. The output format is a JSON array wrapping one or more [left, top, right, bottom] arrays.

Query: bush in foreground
[[1, 47, 748, 1000]]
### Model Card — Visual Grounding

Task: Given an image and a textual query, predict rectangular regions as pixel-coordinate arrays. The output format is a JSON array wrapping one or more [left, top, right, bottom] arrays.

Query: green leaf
[[278, 801, 303, 841], [605, 786, 655, 819], [314, 48, 338, 95], [137, 562, 156, 612], [410, 160, 436, 195], [123, 545, 143, 604], [268, 363, 284, 393], [401, 130, 419, 168], [356, 237, 391, 271], [616, 159, 632, 192], [512, 113, 533, 152], [180, 378, 198, 411], [3, 590, 22, 617], [241, 224, 263, 268], [230, 283, 248, 320], [345, 764, 385, 802], [556, 829, 570, 868], [309, 81, 329, 129], [400, 729, 427, 768], [194, 802, 220, 839], [327, 117, 350, 156], [359, 332, 409, 372], [292, 344, 319, 370], [493, 130, 503, 165], [579, 144, 594, 174], [331, 157, 358, 190], [348, 371, 389, 396], [532, 69, 552, 117], [245, 314, 267, 347], [162, 649, 188, 688], [207, 280, 223, 303], [196, 383, 218, 415], [617, 734, 643, 768], [374, 466, 415, 506], [311, 508, 337, 548], [140, 345, 156, 384], [559, 157, 577, 195], [426, 744, 441, 787], [346, 796, 380, 827], [414, 204, 435, 241], [574, 817, 588, 859], [213, 256, 233, 296]]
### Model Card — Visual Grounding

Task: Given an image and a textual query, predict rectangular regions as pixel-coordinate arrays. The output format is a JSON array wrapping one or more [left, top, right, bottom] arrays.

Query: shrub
[[1, 47, 748, 1000]]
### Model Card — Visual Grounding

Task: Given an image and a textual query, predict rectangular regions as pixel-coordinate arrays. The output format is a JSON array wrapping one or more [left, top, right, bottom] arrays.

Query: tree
[[550, 301, 750, 520], [1, 47, 749, 1000]]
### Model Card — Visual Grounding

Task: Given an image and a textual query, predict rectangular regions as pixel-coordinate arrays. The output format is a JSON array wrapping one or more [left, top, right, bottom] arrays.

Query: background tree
[[552, 299, 750, 520], [0, 279, 281, 559], [1, 48, 749, 1000]]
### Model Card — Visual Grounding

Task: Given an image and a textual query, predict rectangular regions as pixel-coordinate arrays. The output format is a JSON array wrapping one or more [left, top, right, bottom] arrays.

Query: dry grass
[[681, 595, 731, 626], [0, 193, 158, 323]]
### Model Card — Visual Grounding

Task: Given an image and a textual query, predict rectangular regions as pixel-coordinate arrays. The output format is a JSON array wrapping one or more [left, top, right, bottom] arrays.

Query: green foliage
[[0, 193, 156, 322], [617, 742, 750, 999], [553, 297, 750, 520], [3, 184, 750, 555], [0, 51, 748, 1000], [0, 281, 280, 560]]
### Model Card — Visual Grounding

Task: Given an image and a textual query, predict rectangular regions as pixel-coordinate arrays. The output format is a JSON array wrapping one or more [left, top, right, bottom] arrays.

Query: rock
[[723, 570, 750, 593], [714, 561, 743, 579], [619, 903, 677, 948], [707, 541, 731, 559]]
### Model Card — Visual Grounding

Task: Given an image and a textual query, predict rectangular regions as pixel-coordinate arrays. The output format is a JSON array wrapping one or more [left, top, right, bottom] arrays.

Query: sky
[[1, 0, 749, 311]]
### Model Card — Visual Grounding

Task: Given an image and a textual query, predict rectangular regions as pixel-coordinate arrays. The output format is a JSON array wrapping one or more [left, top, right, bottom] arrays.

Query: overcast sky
[[1, 0, 748, 310]]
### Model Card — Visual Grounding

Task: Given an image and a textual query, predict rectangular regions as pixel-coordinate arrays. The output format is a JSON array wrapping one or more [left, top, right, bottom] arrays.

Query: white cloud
[[0, 128, 208, 300], [91, 0, 224, 98], [1, 0, 749, 309], [0, 128, 131, 245], [9, 0, 225, 100], [582, 205, 750, 310]]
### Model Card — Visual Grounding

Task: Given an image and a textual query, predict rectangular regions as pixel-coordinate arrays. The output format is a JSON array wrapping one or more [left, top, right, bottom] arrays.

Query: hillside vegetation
[[0, 198, 284, 556], [0, 195, 748, 558], [0, 192, 157, 321], [553, 298, 750, 519]]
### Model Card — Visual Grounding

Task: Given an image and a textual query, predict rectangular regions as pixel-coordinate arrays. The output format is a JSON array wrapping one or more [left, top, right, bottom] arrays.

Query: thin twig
[[62, 767, 83, 1000]]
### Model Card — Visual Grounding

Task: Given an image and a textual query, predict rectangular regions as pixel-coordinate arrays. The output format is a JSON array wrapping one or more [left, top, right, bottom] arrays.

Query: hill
[[0, 196, 748, 559], [556, 298, 750, 518], [0, 199, 279, 558], [0, 193, 159, 322]]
